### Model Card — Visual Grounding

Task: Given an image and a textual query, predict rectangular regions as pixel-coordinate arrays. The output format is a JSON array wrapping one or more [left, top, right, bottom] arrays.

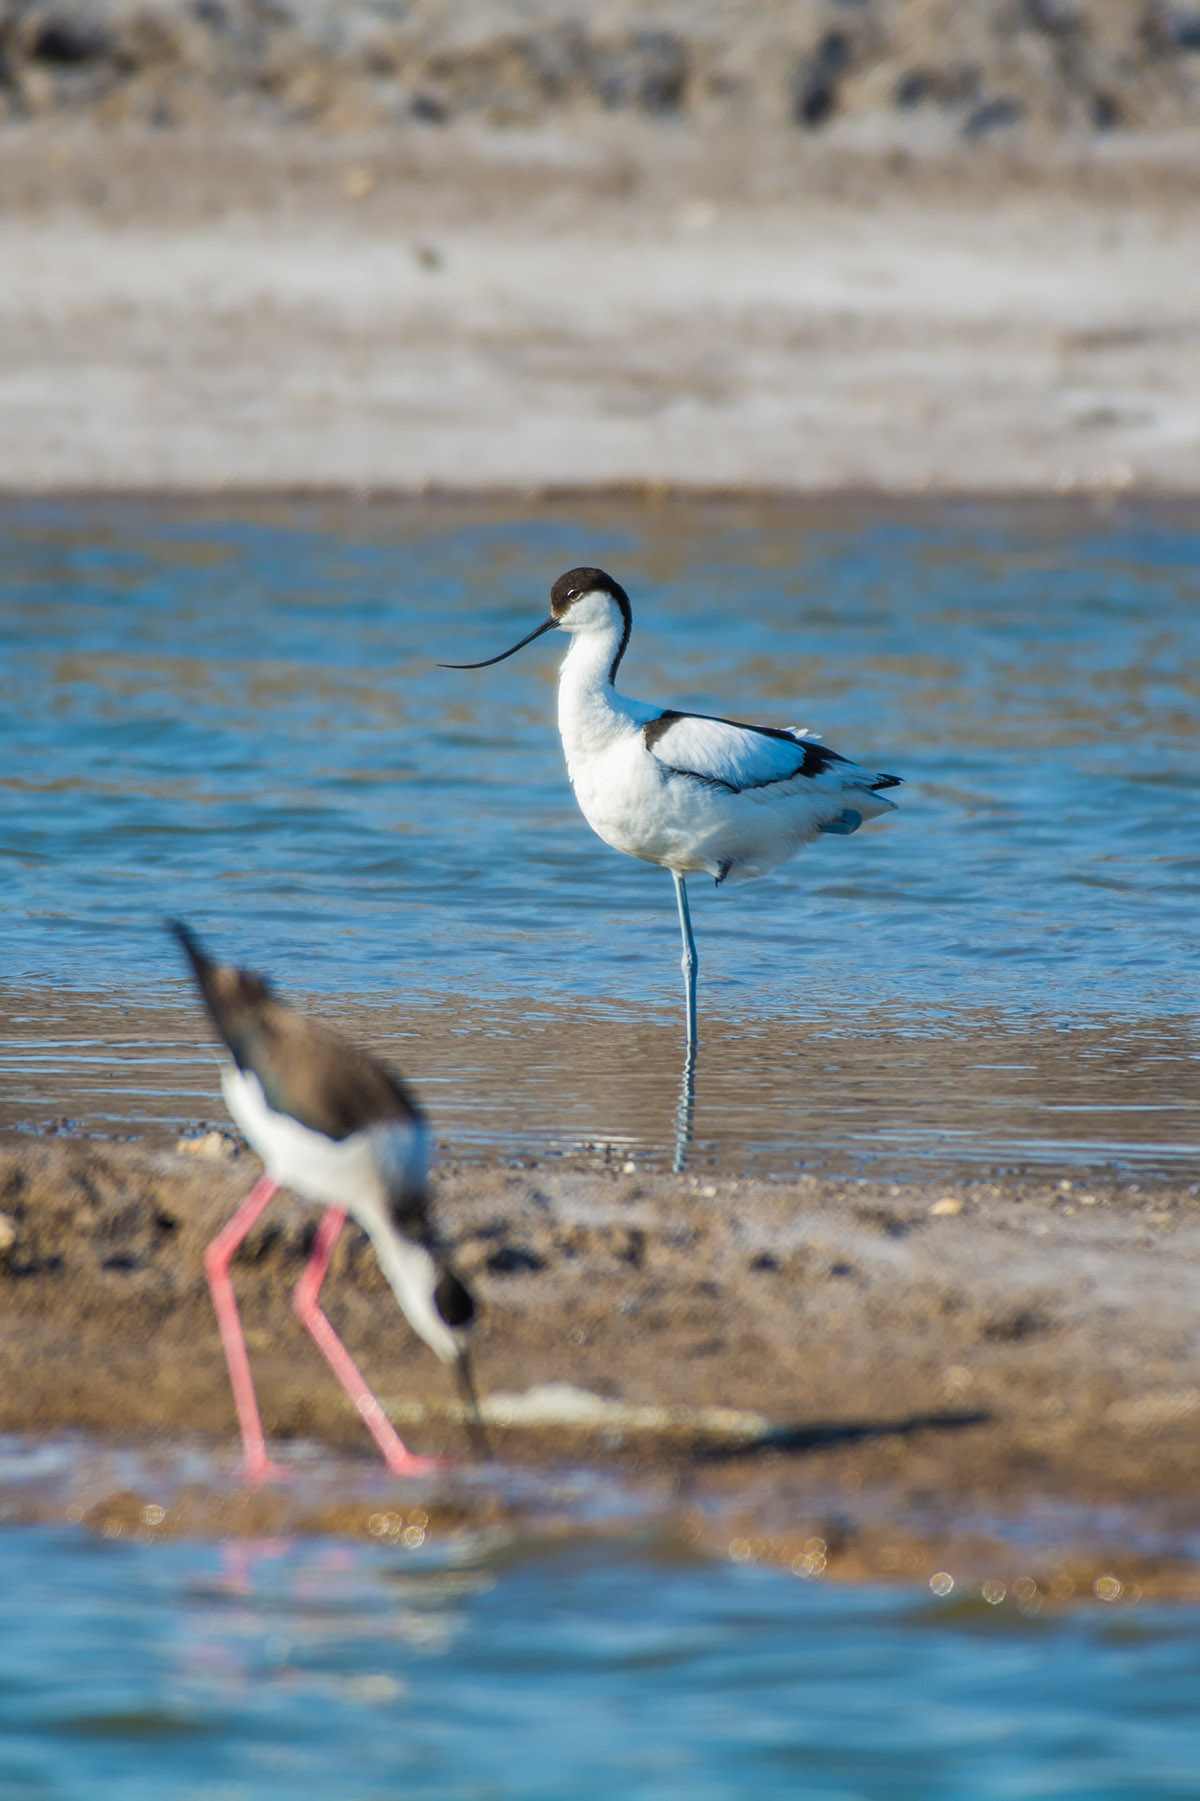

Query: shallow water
[[1, 1520, 1198, 1800], [2, 495, 1198, 1173]]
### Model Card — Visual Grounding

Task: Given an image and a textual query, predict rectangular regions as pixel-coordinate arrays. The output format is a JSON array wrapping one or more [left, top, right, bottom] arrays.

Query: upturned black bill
[[455, 1350, 491, 1460], [439, 615, 558, 669]]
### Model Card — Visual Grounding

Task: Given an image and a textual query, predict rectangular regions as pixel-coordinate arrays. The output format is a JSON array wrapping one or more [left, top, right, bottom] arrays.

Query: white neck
[[556, 622, 644, 757]]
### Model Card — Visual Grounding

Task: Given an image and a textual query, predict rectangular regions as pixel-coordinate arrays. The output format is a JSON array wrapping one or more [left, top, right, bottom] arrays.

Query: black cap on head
[[441, 567, 633, 679], [550, 567, 631, 619]]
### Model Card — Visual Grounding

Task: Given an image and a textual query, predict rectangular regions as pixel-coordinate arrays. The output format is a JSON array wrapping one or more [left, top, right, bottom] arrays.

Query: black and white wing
[[643, 710, 900, 824]]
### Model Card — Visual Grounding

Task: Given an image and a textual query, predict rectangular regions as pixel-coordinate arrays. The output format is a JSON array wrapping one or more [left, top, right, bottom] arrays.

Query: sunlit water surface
[[2, 495, 1198, 1173], [1, 1523, 1198, 1800]]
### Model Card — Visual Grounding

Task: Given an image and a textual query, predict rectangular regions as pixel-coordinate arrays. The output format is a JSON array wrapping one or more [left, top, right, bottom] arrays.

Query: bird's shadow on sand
[[689, 1409, 992, 1466]]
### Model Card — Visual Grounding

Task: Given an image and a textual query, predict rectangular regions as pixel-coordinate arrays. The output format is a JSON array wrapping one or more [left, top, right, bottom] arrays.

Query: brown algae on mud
[[2, 1134, 1200, 1596]]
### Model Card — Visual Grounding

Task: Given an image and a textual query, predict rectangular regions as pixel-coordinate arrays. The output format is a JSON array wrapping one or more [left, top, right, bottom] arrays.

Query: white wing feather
[[645, 715, 807, 789], [648, 713, 883, 794]]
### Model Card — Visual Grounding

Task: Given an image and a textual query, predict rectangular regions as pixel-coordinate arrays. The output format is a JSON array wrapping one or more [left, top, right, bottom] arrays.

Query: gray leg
[[672, 870, 698, 1048], [672, 1037, 697, 1175]]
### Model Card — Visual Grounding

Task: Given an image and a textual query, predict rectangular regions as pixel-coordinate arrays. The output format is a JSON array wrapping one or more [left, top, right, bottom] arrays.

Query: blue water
[[2, 495, 1199, 1170], [0, 1525, 1196, 1801]]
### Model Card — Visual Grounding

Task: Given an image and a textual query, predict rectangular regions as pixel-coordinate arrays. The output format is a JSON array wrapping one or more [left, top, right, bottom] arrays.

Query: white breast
[[220, 1065, 428, 1214], [220, 1064, 457, 1361]]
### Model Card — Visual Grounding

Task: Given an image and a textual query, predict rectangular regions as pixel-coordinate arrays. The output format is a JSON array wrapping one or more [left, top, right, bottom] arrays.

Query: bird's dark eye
[[566, 589, 578, 599]]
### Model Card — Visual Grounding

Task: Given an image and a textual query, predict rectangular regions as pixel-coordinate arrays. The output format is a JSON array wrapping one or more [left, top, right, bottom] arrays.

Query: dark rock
[[7, 1253, 63, 1279], [792, 30, 852, 128], [981, 1305, 1052, 1343], [486, 1243, 546, 1276], [963, 96, 1023, 138], [1024, 0, 1080, 35], [29, 12, 111, 65], [895, 64, 980, 110], [508, 25, 587, 103], [409, 91, 446, 123], [615, 1227, 645, 1268], [244, 1221, 282, 1261], [894, 68, 937, 109], [592, 32, 688, 115], [1091, 90, 1122, 130], [1168, 13, 1200, 50], [854, 1205, 913, 1240]]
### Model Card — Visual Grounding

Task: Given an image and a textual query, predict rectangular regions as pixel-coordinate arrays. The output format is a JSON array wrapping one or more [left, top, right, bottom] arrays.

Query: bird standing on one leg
[[443, 567, 901, 1047], [171, 921, 486, 1485]]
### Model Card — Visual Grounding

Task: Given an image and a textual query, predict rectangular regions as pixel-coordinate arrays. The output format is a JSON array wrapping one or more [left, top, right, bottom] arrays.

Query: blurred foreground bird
[[443, 566, 901, 1045], [171, 921, 486, 1484]]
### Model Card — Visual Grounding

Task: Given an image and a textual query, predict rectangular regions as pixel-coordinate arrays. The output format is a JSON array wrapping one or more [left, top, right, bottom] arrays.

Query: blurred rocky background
[[1, 3, 1197, 493], [2, 0, 1199, 141]]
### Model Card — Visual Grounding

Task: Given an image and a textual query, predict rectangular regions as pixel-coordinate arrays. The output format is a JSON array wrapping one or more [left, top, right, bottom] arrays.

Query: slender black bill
[[455, 1349, 491, 1461], [438, 615, 557, 670]]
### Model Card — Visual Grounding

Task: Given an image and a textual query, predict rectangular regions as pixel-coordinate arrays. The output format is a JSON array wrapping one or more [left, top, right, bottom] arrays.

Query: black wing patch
[[642, 710, 850, 794], [171, 920, 423, 1142], [248, 1021, 423, 1143]]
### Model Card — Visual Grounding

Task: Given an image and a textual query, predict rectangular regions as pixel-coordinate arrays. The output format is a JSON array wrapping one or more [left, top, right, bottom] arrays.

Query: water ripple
[[2, 496, 1198, 1172]]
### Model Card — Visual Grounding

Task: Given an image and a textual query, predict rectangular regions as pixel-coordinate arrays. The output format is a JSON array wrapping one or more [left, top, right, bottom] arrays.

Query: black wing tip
[[167, 917, 210, 975], [873, 773, 903, 790]]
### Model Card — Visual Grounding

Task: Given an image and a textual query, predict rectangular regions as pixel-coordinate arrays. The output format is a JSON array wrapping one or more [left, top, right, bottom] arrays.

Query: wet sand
[[3, 1128, 1200, 1599], [5, 986, 1199, 1179]]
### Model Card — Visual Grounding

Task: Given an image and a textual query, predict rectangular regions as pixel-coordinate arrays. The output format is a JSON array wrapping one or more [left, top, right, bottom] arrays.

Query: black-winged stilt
[[443, 567, 901, 1050], [171, 921, 486, 1485]]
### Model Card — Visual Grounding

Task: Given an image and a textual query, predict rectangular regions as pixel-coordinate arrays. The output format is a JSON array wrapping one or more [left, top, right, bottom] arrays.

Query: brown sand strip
[[2, 1134, 1199, 1598]]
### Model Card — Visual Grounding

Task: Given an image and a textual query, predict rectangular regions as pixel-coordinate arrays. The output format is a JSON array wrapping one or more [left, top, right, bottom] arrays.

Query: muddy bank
[[3, 1133, 1199, 1592]]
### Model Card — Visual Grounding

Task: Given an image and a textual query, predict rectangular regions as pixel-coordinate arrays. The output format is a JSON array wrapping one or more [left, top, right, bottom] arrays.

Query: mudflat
[[3, 1129, 1199, 1599]]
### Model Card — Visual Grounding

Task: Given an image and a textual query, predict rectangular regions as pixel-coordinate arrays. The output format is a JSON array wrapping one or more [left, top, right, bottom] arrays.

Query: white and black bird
[[171, 921, 485, 1485], [443, 567, 901, 1044]]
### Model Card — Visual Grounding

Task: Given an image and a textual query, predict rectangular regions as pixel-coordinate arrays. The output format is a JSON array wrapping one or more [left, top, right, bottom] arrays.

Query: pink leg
[[293, 1207, 441, 1477], [204, 1173, 293, 1486]]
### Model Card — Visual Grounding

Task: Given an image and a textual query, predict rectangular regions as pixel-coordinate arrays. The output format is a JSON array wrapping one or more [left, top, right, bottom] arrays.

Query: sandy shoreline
[[3, 118, 1199, 495], [3, 1131, 1199, 1597]]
